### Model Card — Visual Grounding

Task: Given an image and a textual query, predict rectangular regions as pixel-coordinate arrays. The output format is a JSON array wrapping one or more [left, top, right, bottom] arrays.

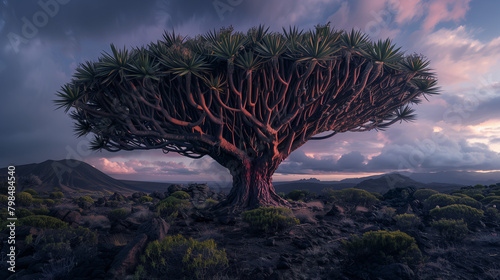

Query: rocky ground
[[1, 184, 499, 280]]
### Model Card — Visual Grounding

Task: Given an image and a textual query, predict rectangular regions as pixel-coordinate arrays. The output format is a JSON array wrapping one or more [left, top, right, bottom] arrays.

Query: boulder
[[107, 233, 148, 279], [138, 217, 170, 241], [167, 184, 182, 194]]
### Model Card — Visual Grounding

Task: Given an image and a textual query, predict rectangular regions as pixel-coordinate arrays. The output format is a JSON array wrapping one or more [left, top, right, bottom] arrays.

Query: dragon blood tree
[[55, 24, 438, 211]]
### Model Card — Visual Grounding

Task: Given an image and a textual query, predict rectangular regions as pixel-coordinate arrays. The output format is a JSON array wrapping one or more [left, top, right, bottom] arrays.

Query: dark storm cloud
[[277, 150, 367, 174]]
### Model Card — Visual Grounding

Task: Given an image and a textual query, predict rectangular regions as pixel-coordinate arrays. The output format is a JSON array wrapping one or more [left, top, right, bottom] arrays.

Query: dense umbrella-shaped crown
[[55, 24, 438, 210]]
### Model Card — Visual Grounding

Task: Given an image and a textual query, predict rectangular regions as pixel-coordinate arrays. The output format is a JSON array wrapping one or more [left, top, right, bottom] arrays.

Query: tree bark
[[215, 158, 290, 212]]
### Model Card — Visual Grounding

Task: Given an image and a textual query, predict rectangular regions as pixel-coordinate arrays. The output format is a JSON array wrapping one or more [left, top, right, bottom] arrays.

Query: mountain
[[0, 159, 136, 194]]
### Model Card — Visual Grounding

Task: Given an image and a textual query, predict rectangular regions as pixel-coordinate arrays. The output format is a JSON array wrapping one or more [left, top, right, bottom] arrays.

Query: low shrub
[[31, 207, 50, 215], [430, 204, 484, 225], [241, 207, 299, 233], [413, 189, 439, 201], [23, 189, 38, 196], [50, 191, 64, 199], [156, 196, 191, 217], [482, 196, 500, 205], [18, 215, 68, 229], [78, 196, 94, 209], [287, 189, 310, 201], [108, 208, 130, 222], [485, 207, 500, 222], [106, 201, 120, 208], [17, 192, 33, 206], [431, 219, 469, 240], [424, 194, 482, 211], [326, 188, 379, 206], [343, 230, 423, 266], [135, 234, 228, 280], [170, 191, 191, 200], [17, 208, 34, 218], [138, 196, 153, 203], [394, 214, 421, 231], [204, 198, 219, 208], [44, 199, 56, 207]]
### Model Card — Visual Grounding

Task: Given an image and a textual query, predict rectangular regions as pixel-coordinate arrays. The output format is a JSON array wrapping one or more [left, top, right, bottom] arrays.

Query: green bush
[[171, 191, 191, 200], [32, 198, 45, 206], [470, 194, 485, 201], [17, 208, 34, 218], [326, 188, 379, 206], [241, 207, 299, 233], [156, 196, 191, 217], [413, 189, 438, 201], [394, 214, 421, 231], [343, 230, 423, 266], [108, 208, 130, 222], [107, 200, 120, 208], [485, 207, 500, 222], [431, 219, 469, 240], [204, 198, 219, 208], [78, 196, 94, 208], [135, 234, 228, 280], [138, 196, 153, 203], [50, 191, 64, 199], [430, 204, 484, 225], [44, 199, 56, 207], [31, 207, 50, 215], [423, 194, 458, 211], [23, 189, 38, 196], [488, 200, 500, 207], [17, 192, 33, 206], [287, 189, 310, 201], [424, 193, 481, 211], [18, 215, 68, 229], [481, 196, 500, 205]]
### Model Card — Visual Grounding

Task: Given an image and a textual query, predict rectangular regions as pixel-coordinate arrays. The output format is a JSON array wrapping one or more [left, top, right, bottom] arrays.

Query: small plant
[[106, 200, 120, 208], [430, 204, 484, 225], [431, 219, 469, 240], [135, 234, 228, 280], [413, 189, 438, 201], [325, 188, 379, 206], [204, 198, 219, 208], [156, 196, 191, 218], [287, 189, 310, 201], [108, 208, 130, 222], [44, 199, 56, 207], [423, 194, 458, 211], [24, 188, 38, 196], [50, 191, 64, 199], [394, 214, 421, 231], [78, 196, 94, 209], [17, 191, 33, 206], [171, 191, 191, 200], [343, 230, 423, 266], [138, 196, 153, 203], [17, 208, 34, 218], [18, 215, 68, 229], [31, 207, 50, 215], [241, 207, 299, 233]]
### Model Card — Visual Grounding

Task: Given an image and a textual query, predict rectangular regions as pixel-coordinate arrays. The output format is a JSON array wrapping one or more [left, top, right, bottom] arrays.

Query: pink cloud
[[421, 26, 500, 85], [394, 0, 423, 24], [97, 158, 137, 174], [422, 0, 471, 31]]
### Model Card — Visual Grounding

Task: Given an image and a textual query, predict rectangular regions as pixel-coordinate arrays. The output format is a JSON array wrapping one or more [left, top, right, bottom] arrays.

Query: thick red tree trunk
[[216, 159, 290, 211]]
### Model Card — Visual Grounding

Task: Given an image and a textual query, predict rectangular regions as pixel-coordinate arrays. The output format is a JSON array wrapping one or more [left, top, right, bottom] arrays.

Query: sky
[[1, 0, 500, 183]]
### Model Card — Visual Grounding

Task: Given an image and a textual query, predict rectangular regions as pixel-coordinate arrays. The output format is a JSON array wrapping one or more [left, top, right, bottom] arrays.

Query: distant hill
[[0, 159, 136, 194]]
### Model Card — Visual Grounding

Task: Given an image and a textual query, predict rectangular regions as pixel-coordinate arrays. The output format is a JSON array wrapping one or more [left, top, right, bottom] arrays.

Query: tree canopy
[[55, 24, 438, 210]]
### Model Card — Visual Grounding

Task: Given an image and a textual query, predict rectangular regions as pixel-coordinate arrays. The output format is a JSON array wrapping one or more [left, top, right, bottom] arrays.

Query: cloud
[[422, 0, 470, 31], [419, 26, 500, 85], [97, 158, 136, 174]]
